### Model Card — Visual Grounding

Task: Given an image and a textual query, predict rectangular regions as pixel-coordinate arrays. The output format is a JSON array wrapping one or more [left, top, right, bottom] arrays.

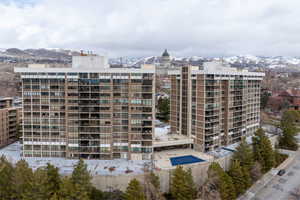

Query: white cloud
[[0, 0, 299, 57]]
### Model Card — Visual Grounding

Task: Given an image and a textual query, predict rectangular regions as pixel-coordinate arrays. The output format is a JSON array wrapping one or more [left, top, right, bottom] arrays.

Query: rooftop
[[169, 61, 265, 77], [0, 142, 151, 176], [154, 125, 193, 148], [14, 66, 155, 73]]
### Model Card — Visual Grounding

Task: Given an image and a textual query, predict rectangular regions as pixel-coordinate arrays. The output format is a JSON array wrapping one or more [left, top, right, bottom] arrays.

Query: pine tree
[[11, 160, 34, 200], [103, 190, 124, 200], [170, 166, 196, 200], [252, 128, 275, 173], [220, 172, 236, 200], [279, 110, 300, 150], [71, 159, 92, 194], [149, 171, 160, 190], [45, 163, 62, 196], [281, 110, 300, 130], [186, 168, 197, 199], [90, 186, 104, 200], [228, 160, 247, 196], [242, 166, 252, 189], [157, 98, 170, 122], [170, 166, 188, 200], [50, 193, 60, 200], [58, 177, 90, 200], [29, 167, 51, 200], [57, 159, 92, 200], [278, 123, 298, 151], [232, 138, 254, 170], [0, 156, 14, 199], [123, 178, 146, 200]]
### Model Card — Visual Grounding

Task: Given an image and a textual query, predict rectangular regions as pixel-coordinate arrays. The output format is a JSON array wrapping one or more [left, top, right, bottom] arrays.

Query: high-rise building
[[169, 62, 265, 152], [15, 54, 155, 160], [0, 97, 21, 148]]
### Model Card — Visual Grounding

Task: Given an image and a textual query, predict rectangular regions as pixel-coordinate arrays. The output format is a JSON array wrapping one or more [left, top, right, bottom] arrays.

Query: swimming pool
[[170, 155, 205, 166]]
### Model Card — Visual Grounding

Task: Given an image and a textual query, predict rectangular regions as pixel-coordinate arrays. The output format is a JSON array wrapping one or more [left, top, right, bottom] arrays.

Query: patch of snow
[[189, 56, 203, 61], [0, 142, 150, 176]]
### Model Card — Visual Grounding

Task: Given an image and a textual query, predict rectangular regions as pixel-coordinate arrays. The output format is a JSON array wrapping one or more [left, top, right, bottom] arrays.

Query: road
[[253, 150, 300, 200]]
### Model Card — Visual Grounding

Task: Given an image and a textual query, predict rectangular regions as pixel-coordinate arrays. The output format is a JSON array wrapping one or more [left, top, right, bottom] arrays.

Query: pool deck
[[154, 149, 214, 169]]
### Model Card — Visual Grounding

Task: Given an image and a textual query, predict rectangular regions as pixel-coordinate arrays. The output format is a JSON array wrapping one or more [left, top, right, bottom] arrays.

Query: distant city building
[[161, 49, 171, 66], [169, 61, 265, 152], [156, 49, 180, 75], [270, 89, 300, 111], [0, 97, 21, 148], [15, 54, 155, 160]]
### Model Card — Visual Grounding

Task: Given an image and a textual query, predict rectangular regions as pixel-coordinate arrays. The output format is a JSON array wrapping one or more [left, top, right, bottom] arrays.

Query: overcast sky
[[0, 0, 299, 57]]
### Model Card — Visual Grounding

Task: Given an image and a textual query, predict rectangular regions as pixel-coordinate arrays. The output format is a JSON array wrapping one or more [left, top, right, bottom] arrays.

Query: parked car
[[277, 169, 286, 176]]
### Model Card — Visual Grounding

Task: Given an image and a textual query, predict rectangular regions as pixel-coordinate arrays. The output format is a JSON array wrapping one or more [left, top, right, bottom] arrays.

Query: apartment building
[[15, 55, 155, 160], [170, 62, 265, 152], [0, 97, 21, 148]]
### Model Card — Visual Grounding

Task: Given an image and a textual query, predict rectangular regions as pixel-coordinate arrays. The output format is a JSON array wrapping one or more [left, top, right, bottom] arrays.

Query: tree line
[[0, 128, 291, 200]]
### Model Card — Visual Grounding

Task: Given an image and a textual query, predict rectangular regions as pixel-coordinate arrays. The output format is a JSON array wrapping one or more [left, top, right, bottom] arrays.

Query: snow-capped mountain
[[1, 48, 300, 71], [110, 55, 300, 71]]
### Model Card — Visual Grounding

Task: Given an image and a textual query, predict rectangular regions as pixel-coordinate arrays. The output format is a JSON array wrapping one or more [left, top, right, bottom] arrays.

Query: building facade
[[0, 98, 21, 148], [15, 55, 155, 160], [170, 62, 265, 152]]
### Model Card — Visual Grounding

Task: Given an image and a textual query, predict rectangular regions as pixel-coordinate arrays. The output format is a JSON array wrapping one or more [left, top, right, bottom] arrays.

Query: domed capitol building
[[156, 49, 180, 75]]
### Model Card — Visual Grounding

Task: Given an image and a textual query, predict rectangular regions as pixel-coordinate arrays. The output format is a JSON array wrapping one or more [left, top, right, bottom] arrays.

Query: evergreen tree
[[252, 128, 275, 173], [71, 159, 92, 194], [90, 186, 104, 200], [50, 193, 60, 200], [11, 160, 34, 200], [242, 166, 252, 189], [103, 190, 124, 200], [228, 160, 247, 196], [170, 166, 196, 200], [278, 111, 299, 150], [149, 171, 160, 190], [57, 159, 92, 200], [29, 168, 51, 200], [123, 178, 146, 200], [220, 172, 236, 200], [232, 138, 254, 170], [0, 156, 14, 199], [157, 98, 170, 122], [58, 177, 90, 200], [281, 110, 300, 129], [45, 163, 62, 196], [278, 126, 298, 150], [186, 168, 197, 199]]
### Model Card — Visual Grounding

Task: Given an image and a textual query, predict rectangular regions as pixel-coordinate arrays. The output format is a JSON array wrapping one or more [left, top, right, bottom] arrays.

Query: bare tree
[[250, 162, 262, 182]]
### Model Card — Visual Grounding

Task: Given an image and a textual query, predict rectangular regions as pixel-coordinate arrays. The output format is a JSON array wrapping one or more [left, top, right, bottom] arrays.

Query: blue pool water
[[170, 155, 205, 166]]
